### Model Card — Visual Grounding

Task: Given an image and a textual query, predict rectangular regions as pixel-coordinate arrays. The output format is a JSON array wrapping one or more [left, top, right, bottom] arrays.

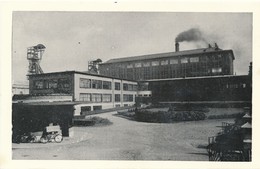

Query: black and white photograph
[[1, 1, 260, 169]]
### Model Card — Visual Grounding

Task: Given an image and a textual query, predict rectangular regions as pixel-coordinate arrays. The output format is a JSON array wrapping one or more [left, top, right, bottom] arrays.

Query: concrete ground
[[12, 111, 234, 160]]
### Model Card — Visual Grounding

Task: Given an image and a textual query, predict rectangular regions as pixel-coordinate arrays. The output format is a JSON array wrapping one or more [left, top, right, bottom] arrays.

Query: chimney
[[175, 42, 179, 52]]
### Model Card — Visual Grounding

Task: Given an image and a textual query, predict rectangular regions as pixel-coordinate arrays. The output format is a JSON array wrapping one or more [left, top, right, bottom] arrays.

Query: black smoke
[[175, 28, 207, 43]]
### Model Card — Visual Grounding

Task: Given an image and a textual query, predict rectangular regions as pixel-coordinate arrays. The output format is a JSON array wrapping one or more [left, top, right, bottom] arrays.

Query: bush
[[135, 109, 206, 123]]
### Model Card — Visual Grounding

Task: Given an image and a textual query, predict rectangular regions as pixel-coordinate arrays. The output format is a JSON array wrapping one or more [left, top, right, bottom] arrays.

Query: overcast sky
[[12, 12, 252, 83]]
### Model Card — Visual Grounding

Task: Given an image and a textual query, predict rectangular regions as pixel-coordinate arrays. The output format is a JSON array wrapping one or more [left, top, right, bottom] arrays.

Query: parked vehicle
[[40, 125, 63, 143]]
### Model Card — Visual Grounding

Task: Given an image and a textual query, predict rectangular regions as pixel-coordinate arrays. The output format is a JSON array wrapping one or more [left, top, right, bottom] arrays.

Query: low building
[[24, 71, 138, 115]]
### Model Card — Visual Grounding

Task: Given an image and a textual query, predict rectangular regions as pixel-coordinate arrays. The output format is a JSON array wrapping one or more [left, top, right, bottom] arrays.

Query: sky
[[12, 12, 252, 83]]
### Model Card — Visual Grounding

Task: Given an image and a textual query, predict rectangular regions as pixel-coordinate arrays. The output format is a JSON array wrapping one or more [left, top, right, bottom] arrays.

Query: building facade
[[99, 45, 234, 81], [23, 71, 137, 115], [147, 75, 252, 106]]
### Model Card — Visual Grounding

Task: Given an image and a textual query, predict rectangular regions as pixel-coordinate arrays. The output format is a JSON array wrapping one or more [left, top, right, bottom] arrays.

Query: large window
[[143, 62, 150, 67], [181, 58, 188, 63], [34, 81, 44, 89], [170, 59, 178, 64], [123, 94, 134, 102], [80, 78, 91, 88], [161, 60, 169, 65], [115, 82, 120, 90], [127, 64, 133, 68], [92, 93, 102, 102], [212, 68, 222, 73], [115, 94, 121, 102], [123, 83, 128, 90], [92, 80, 102, 89], [128, 84, 133, 91], [151, 61, 159, 66], [79, 93, 91, 101], [190, 57, 199, 63], [135, 63, 142, 67], [103, 94, 112, 102], [103, 81, 112, 90], [48, 80, 58, 89]]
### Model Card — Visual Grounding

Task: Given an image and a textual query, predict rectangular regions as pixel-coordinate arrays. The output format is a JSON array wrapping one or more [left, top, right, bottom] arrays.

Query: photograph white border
[[1, 1, 260, 169]]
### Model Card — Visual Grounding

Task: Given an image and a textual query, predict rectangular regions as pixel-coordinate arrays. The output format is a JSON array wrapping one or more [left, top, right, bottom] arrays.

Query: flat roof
[[143, 75, 250, 82], [101, 47, 234, 64], [28, 70, 137, 82]]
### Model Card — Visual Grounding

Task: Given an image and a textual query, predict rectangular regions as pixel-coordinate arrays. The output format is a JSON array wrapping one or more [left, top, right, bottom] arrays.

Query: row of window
[[80, 78, 111, 89], [34, 79, 71, 89], [79, 93, 111, 102], [79, 93, 134, 102], [80, 78, 137, 91], [124, 57, 200, 68]]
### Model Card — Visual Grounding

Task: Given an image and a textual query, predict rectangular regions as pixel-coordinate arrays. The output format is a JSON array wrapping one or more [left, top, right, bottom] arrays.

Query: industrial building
[[15, 71, 137, 115], [99, 43, 234, 81]]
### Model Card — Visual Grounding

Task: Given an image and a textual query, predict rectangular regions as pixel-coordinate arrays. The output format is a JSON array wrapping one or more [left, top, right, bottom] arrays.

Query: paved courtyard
[[12, 111, 233, 160]]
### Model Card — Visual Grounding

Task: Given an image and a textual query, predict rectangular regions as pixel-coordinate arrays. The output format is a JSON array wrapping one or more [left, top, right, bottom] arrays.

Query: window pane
[[127, 64, 133, 68], [212, 67, 222, 73], [103, 81, 111, 90], [161, 60, 169, 65], [143, 62, 150, 67], [79, 93, 91, 101], [115, 94, 121, 102], [115, 82, 120, 90], [103, 94, 112, 102], [151, 61, 159, 66], [92, 93, 102, 102], [34, 81, 44, 89], [181, 58, 188, 63], [92, 80, 102, 89], [80, 78, 91, 88], [135, 63, 142, 67], [170, 59, 178, 64], [190, 57, 199, 63], [123, 83, 128, 90]]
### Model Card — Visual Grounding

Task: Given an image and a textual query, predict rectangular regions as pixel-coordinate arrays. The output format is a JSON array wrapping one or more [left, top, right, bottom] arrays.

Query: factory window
[[127, 64, 133, 68], [128, 84, 133, 91], [34, 81, 44, 89], [115, 82, 120, 90], [93, 106, 102, 111], [103, 94, 112, 102], [212, 68, 222, 73], [190, 57, 199, 63], [92, 93, 102, 102], [123, 94, 134, 102], [133, 84, 137, 91], [79, 93, 91, 102], [123, 83, 128, 90], [135, 63, 142, 67], [170, 59, 178, 64], [103, 81, 112, 90], [115, 94, 121, 102], [80, 106, 91, 114], [143, 62, 150, 67], [181, 58, 188, 63], [151, 61, 159, 66], [92, 80, 102, 89], [80, 78, 91, 88], [161, 60, 169, 65], [115, 104, 121, 107]]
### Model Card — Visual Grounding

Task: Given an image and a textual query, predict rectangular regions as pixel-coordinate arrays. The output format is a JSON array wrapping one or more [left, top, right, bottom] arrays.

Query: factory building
[[99, 43, 234, 81], [147, 75, 252, 107], [15, 71, 137, 116]]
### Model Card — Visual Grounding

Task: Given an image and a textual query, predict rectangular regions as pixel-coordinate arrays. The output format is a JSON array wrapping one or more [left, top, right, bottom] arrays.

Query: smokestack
[[175, 42, 179, 52]]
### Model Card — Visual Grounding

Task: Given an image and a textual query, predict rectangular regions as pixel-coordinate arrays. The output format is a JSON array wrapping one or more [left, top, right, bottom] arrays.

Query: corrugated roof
[[102, 47, 233, 64]]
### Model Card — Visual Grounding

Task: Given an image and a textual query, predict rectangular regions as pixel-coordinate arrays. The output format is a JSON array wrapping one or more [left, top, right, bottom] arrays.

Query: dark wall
[[12, 104, 74, 137], [149, 75, 252, 103]]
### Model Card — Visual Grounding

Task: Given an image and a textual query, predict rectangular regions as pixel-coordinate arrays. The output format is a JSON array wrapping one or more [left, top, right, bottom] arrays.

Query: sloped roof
[[241, 122, 252, 129], [102, 47, 233, 64]]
